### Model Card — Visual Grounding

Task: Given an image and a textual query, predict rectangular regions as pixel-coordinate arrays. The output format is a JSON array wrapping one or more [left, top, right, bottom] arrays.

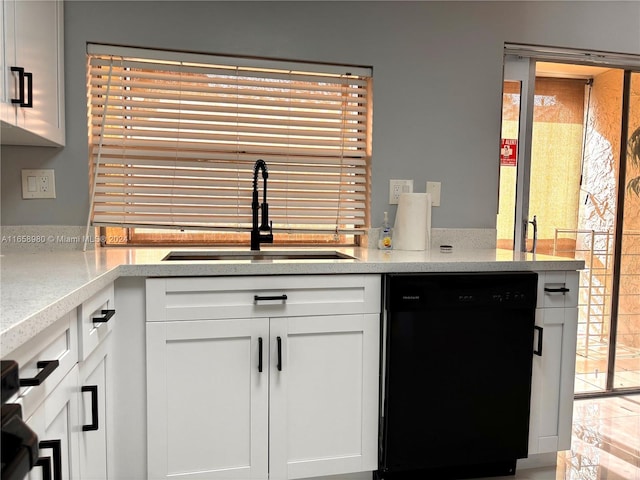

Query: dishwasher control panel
[[386, 272, 538, 311]]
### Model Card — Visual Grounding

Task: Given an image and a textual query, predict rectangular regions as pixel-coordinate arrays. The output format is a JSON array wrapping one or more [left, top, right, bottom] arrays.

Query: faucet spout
[[251, 159, 274, 251]]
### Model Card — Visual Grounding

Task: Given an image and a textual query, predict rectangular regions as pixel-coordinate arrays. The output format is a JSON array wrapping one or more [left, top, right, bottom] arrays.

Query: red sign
[[500, 139, 517, 166]]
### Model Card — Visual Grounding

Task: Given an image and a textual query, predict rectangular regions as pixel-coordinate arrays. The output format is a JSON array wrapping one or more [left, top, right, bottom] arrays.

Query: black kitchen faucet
[[251, 159, 274, 251]]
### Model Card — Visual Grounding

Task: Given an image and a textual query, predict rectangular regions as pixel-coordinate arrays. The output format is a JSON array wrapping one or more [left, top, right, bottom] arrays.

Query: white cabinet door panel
[[270, 314, 379, 480], [529, 306, 578, 454], [78, 343, 109, 480], [147, 319, 269, 480], [26, 366, 80, 480], [12, 0, 61, 137]]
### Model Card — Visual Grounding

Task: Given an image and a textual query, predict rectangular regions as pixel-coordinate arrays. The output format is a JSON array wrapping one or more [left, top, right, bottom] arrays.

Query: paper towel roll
[[393, 193, 432, 251]]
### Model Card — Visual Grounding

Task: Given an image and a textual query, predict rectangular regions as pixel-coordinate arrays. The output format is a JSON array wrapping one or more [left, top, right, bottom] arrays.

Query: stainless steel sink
[[162, 250, 356, 261]]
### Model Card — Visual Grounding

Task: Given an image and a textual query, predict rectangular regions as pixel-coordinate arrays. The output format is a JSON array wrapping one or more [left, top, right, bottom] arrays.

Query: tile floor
[[491, 394, 640, 479]]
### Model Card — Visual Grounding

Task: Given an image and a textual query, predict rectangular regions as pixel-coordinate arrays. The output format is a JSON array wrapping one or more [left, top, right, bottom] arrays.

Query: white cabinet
[[269, 314, 379, 480], [78, 339, 111, 480], [4, 310, 79, 480], [0, 0, 64, 146], [146, 275, 381, 480], [76, 284, 116, 480], [147, 318, 269, 479], [527, 271, 579, 455], [2, 282, 116, 480], [8, 310, 78, 421], [78, 283, 116, 362], [25, 365, 80, 480]]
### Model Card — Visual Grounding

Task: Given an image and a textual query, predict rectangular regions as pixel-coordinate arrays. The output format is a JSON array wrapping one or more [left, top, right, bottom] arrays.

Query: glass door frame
[[604, 70, 638, 395], [503, 45, 640, 397], [502, 55, 536, 254]]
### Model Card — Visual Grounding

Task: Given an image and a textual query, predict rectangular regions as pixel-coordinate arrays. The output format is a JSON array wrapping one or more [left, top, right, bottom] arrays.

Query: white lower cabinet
[[146, 275, 381, 480], [147, 318, 269, 479], [527, 271, 579, 455], [78, 339, 111, 480], [2, 283, 116, 480], [269, 314, 378, 480], [25, 365, 80, 480]]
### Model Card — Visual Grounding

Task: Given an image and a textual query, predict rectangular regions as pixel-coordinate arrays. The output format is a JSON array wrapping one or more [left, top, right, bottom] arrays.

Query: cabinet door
[[26, 365, 80, 480], [0, 0, 64, 145], [12, 0, 63, 143], [78, 340, 110, 480], [0, 0, 16, 125], [269, 314, 379, 480], [528, 307, 579, 454], [147, 318, 269, 480]]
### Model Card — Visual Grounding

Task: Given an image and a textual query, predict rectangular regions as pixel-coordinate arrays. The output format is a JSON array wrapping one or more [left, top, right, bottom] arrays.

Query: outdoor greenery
[[628, 125, 640, 196]]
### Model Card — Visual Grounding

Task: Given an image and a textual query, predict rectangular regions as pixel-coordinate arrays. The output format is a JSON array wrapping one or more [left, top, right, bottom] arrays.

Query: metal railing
[[554, 229, 615, 358]]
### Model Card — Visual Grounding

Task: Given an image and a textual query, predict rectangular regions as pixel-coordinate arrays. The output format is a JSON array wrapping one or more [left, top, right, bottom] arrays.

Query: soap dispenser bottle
[[378, 211, 393, 250]]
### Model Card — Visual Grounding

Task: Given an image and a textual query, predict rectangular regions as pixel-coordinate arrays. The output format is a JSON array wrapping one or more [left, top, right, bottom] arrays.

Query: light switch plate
[[426, 181, 441, 206], [21, 169, 56, 199]]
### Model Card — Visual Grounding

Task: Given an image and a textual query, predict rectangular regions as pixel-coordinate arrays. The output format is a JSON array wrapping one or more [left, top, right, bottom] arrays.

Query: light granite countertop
[[0, 246, 584, 356]]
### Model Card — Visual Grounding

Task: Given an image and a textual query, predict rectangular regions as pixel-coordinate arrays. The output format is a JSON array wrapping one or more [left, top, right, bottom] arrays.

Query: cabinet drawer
[[8, 310, 78, 420], [146, 275, 381, 321], [78, 283, 116, 361], [536, 271, 579, 309]]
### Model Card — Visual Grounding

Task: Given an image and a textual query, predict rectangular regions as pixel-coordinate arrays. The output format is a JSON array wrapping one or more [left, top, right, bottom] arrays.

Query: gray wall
[[2, 1, 639, 230]]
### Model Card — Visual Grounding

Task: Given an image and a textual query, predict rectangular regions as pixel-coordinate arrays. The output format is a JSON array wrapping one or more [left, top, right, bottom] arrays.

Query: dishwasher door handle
[[533, 326, 544, 356]]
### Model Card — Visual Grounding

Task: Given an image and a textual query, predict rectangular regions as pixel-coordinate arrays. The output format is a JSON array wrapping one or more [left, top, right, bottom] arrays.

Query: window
[[87, 45, 372, 246]]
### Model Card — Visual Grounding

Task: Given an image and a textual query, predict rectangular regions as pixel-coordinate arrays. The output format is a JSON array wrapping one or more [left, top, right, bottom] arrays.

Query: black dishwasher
[[379, 272, 539, 479]]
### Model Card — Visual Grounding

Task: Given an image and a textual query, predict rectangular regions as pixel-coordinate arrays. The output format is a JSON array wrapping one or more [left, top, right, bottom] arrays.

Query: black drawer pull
[[277, 336, 282, 371], [19, 360, 59, 387], [544, 287, 570, 294], [254, 294, 287, 303], [10, 66, 25, 105], [35, 456, 53, 480], [39, 439, 62, 480], [258, 337, 263, 373], [92, 309, 115, 323], [533, 326, 544, 356], [81, 385, 99, 431]]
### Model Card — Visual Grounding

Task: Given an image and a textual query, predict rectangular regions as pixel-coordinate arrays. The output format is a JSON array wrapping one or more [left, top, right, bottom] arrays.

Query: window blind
[[87, 45, 372, 234]]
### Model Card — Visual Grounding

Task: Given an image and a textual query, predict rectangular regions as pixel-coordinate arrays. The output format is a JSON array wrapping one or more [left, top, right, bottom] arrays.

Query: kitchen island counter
[[0, 246, 583, 355]]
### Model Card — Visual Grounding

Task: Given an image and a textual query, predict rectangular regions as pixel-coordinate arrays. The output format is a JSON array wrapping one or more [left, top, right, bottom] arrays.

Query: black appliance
[[1, 360, 51, 480], [379, 272, 539, 479]]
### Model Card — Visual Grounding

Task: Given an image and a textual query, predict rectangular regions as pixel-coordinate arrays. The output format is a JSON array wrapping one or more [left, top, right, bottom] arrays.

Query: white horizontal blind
[[87, 45, 372, 234]]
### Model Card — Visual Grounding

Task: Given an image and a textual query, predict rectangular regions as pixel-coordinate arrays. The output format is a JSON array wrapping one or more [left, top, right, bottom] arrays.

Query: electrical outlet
[[426, 181, 441, 206], [22, 169, 56, 199], [389, 179, 414, 204]]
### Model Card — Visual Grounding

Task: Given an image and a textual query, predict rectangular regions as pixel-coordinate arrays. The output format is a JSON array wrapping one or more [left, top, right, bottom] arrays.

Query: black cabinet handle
[[544, 286, 570, 294], [23, 71, 33, 108], [39, 440, 62, 480], [258, 337, 263, 373], [10, 66, 25, 105], [92, 309, 115, 323], [35, 456, 53, 480], [9, 66, 33, 108], [277, 336, 282, 371], [533, 326, 544, 356], [254, 294, 287, 303], [19, 360, 59, 387], [81, 385, 99, 431]]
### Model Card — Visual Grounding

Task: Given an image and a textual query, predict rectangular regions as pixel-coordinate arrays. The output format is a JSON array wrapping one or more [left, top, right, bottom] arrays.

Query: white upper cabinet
[[0, 0, 65, 146]]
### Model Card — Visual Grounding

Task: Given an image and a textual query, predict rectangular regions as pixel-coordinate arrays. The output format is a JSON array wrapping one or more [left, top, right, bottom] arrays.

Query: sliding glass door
[[499, 48, 640, 395], [610, 71, 640, 391]]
